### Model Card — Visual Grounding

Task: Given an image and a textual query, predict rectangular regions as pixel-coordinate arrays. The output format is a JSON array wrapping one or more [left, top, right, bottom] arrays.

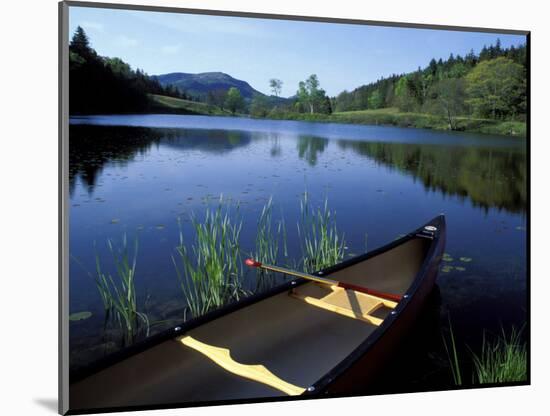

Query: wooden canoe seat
[[289, 283, 397, 326], [177, 335, 306, 396]]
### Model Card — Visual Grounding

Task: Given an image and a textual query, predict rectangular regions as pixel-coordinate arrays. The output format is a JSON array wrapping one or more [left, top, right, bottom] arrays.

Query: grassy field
[[148, 94, 232, 116], [268, 107, 526, 138], [147, 96, 525, 138], [332, 108, 526, 137]]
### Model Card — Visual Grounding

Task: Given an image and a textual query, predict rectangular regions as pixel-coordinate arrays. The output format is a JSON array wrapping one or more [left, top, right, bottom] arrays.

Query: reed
[[441, 317, 463, 386], [94, 235, 149, 346], [253, 197, 288, 292], [471, 326, 527, 384], [173, 194, 347, 315], [298, 193, 346, 272], [173, 201, 246, 318]]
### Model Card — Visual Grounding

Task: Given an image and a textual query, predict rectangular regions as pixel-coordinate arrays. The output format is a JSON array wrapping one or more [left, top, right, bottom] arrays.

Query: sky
[[69, 6, 526, 97]]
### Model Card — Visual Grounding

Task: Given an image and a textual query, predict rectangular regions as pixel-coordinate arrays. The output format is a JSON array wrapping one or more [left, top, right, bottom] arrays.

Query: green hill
[[154, 72, 263, 101], [148, 94, 232, 115]]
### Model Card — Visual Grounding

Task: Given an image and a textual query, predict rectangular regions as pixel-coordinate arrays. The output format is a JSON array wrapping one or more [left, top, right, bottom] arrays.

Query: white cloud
[[161, 44, 181, 55], [114, 35, 139, 47], [81, 21, 104, 33]]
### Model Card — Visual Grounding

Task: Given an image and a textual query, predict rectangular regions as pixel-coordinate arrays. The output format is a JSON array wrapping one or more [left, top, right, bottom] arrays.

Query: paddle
[[244, 258, 403, 302]]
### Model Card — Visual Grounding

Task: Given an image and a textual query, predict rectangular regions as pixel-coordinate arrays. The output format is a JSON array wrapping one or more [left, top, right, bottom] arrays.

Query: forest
[[69, 27, 189, 114], [69, 26, 527, 135], [329, 40, 527, 124]]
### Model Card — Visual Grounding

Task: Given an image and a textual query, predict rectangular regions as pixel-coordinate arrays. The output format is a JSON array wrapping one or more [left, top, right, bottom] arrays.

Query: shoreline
[[263, 110, 526, 138], [69, 109, 526, 138]]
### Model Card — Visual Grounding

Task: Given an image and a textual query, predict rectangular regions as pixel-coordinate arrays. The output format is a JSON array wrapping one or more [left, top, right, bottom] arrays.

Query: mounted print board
[[59, 1, 529, 414]]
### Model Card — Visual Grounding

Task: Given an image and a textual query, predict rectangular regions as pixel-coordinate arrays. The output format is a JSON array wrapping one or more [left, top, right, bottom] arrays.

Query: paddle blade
[[245, 258, 262, 268]]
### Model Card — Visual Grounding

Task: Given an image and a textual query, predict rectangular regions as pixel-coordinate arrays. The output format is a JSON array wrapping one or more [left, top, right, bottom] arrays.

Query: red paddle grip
[[245, 258, 262, 268]]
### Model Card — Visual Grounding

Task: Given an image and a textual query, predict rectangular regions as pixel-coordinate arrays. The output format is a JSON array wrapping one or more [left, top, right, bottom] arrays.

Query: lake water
[[68, 114, 527, 390]]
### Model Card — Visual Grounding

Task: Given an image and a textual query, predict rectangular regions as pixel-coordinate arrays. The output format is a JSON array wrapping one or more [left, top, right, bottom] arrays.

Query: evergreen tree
[[495, 38, 502, 55], [428, 59, 438, 76], [70, 26, 92, 56], [479, 45, 489, 61], [465, 49, 477, 67]]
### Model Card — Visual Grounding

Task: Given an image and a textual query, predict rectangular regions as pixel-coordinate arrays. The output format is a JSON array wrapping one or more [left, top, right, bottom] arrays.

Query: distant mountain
[[153, 72, 265, 100]]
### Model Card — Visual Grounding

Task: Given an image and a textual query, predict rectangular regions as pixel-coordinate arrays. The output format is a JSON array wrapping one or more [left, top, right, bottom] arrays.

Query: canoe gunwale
[[68, 215, 445, 412]]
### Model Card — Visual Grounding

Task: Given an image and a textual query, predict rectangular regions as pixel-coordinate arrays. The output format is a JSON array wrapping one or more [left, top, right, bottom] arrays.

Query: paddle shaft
[[246, 260, 402, 302]]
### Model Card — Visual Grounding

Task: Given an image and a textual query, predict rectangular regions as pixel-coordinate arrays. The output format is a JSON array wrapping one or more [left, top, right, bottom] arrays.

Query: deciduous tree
[[466, 57, 525, 119], [269, 79, 283, 97], [224, 87, 245, 114], [296, 74, 328, 113], [433, 78, 466, 130]]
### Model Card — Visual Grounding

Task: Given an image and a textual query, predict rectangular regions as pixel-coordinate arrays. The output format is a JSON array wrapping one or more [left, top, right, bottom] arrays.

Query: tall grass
[[442, 317, 527, 386], [471, 326, 527, 384], [173, 194, 347, 316], [253, 197, 288, 292], [441, 317, 463, 386], [298, 193, 346, 272], [94, 235, 150, 346], [173, 201, 246, 318]]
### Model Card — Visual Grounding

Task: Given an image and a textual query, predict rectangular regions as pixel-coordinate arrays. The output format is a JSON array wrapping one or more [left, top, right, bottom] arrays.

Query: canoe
[[69, 215, 446, 413]]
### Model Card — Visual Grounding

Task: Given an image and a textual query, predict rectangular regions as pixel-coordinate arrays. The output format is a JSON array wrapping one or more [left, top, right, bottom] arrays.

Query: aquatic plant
[[94, 235, 150, 346], [298, 193, 346, 272], [253, 197, 288, 292], [69, 311, 92, 321], [442, 317, 527, 386], [471, 326, 527, 384], [443, 252, 454, 262], [442, 317, 463, 386], [173, 200, 246, 318]]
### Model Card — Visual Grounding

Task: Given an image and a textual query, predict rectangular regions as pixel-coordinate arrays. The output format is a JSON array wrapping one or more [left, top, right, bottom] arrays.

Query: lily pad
[[110, 218, 120, 224], [156, 224, 165, 230], [441, 265, 454, 273], [69, 311, 92, 321], [515, 226, 526, 231], [455, 266, 466, 272], [443, 256, 454, 262], [459, 257, 472, 263]]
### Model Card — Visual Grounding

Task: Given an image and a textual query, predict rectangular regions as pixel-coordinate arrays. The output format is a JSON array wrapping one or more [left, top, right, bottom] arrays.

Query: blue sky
[[69, 6, 526, 97]]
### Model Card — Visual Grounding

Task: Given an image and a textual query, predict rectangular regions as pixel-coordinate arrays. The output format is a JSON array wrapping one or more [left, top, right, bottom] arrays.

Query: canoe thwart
[[177, 335, 306, 396], [245, 257, 402, 302], [289, 284, 396, 326]]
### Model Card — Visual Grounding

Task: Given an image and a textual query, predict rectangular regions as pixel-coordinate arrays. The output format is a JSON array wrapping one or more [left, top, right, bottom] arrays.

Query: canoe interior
[[70, 237, 431, 410]]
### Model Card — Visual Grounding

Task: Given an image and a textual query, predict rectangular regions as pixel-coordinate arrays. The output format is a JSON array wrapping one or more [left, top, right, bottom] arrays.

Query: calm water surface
[[69, 115, 527, 391]]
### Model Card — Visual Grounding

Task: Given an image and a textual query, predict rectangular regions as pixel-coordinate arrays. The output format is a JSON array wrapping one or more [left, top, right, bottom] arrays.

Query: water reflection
[[69, 126, 162, 194], [338, 140, 527, 214], [269, 134, 282, 158], [296, 135, 329, 166], [69, 125, 253, 193], [70, 124, 526, 214]]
